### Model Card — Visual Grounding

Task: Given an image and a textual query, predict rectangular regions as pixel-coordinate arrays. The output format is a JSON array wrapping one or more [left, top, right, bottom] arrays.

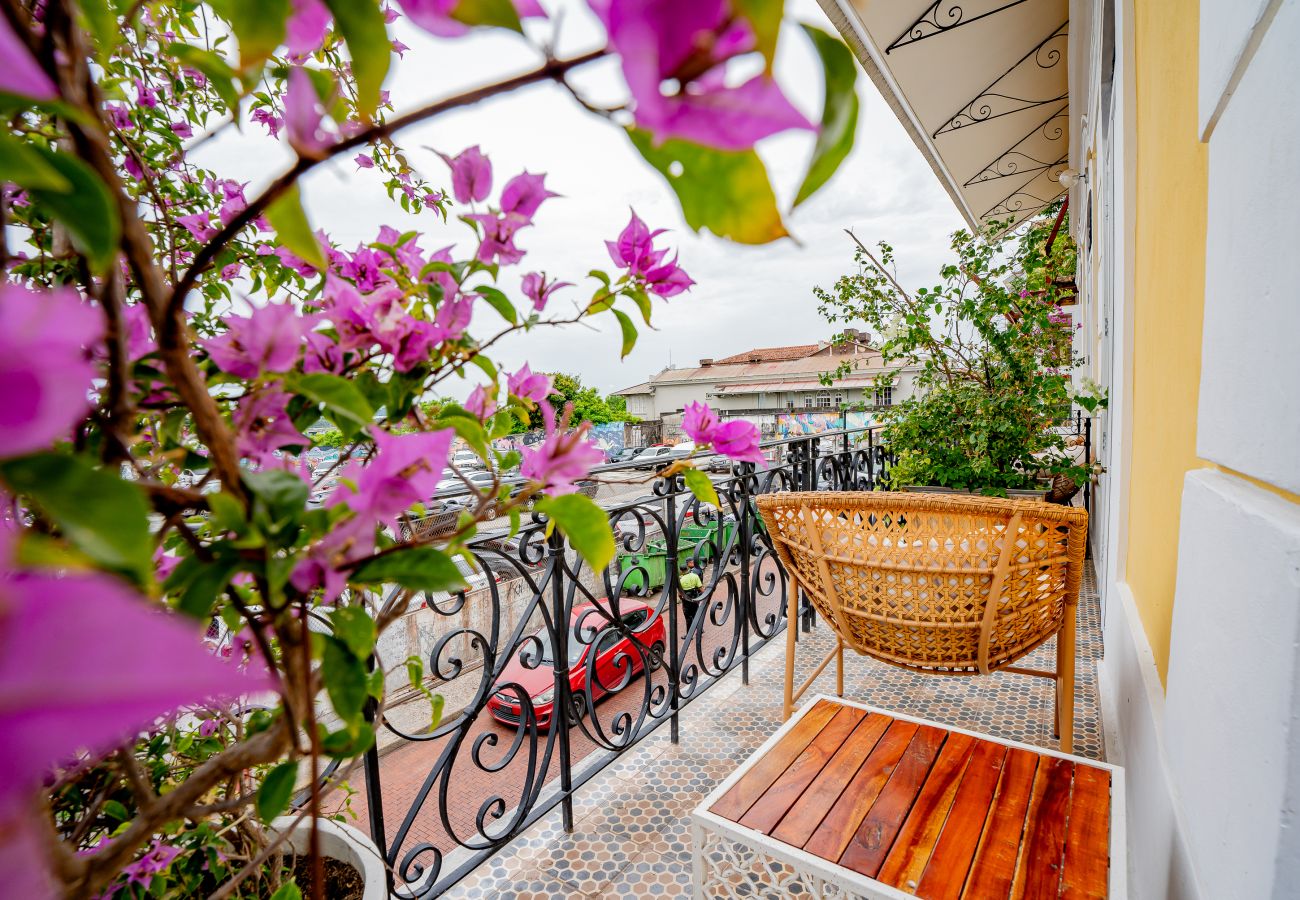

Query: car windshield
[[522, 624, 587, 667]]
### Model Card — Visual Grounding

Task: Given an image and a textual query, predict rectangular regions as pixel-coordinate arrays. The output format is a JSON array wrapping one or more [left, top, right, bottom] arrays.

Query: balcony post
[[664, 476, 681, 743], [547, 526, 575, 831], [739, 465, 752, 685]]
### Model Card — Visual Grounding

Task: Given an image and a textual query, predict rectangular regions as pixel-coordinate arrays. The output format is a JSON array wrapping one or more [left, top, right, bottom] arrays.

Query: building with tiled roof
[[614, 330, 922, 443]]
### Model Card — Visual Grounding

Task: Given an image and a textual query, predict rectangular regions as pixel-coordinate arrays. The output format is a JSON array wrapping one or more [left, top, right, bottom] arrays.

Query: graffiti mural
[[492, 421, 626, 461], [775, 410, 874, 438]]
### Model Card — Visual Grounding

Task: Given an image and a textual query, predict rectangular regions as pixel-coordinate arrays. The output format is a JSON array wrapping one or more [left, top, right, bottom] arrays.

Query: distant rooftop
[[713, 344, 819, 365]]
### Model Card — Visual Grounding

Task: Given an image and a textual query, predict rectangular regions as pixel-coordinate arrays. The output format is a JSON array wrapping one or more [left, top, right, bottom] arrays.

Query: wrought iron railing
[[342, 426, 893, 897]]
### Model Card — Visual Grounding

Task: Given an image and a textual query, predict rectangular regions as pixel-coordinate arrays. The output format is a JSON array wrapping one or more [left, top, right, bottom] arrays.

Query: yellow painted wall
[[1123, 0, 1209, 684]]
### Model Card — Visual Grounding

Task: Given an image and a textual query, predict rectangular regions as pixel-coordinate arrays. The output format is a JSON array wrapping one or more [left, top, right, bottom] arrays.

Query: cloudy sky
[[195, 0, 965, 397]]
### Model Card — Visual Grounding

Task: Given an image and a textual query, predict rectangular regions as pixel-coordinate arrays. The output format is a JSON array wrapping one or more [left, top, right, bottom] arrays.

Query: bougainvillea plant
[[0, 0, 857, 896], [815, 204, 1099, 494]]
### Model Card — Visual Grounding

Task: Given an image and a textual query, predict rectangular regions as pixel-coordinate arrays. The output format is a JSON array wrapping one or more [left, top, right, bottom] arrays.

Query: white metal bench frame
[[691, 694, 1127, 899]]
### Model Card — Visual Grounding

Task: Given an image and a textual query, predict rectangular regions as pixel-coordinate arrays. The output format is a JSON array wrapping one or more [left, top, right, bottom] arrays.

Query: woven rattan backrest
[[756, 491, 1088, 674]]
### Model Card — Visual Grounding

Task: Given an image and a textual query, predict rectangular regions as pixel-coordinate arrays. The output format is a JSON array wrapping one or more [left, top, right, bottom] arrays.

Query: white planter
[[270, 816, 388, 900]]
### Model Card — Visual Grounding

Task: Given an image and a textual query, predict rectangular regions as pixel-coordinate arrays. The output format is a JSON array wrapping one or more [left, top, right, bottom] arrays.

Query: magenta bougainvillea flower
[[330, 427, 454, 531], [203, 302, 317, 378], [287, 0, 332, 55], [465, 384, 497, 419], [507, 363, 552, 404], [594, 0, 814, 151], [0, 538, 274, 894], [521, 272, 572, 312], [397, 0, 546, 38], [499, 171, 558, 219], [467, 211, 529, 265], [435, 145, 492, 204], [233, 388, 307, 465], [0, 284, 101, 458], [0, 14, 56, 100], [606, 211, 695, 297], [285, 66, 333, 155], [520, 401, 605, 496], [682, 401, 764, 463]]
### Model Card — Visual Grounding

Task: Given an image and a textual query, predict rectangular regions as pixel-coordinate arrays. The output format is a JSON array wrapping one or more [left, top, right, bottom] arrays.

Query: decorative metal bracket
[[963, 103, 1069, 186], [886, 0, 1032, 54], [933, 21, 1068, 138]]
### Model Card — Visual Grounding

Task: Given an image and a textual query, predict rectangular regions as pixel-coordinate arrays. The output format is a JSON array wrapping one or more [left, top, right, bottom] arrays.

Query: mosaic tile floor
[[443, 565, 1104, 899]]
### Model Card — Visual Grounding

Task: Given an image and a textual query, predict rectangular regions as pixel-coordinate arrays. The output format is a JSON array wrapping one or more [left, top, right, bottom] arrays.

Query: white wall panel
[[1198, 0, 1280, 136], [1196, 0, 1300, 493], [1165, 469, 1300, 900]]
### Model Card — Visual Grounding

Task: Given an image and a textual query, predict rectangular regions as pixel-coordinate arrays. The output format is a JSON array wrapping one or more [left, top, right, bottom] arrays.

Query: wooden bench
[[692, 696, 1124, 899]]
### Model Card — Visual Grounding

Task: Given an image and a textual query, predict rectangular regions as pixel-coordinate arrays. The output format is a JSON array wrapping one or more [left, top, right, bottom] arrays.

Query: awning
[[819, 0, 1070, 232]]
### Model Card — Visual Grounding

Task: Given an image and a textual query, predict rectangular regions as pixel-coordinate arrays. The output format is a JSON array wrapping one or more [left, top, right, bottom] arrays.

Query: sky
[[194, 0, 965, 397]]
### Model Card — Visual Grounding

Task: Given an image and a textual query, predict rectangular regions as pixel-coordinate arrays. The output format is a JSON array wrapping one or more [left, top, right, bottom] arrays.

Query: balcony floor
[[444, 565, 1104, 898]]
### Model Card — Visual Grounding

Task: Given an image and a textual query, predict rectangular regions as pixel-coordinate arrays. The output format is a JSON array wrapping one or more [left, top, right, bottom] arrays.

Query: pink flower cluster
[[437, 145, 559, 265], [607, 212, 694, 298], [293, 427, 453, 599], [593, 0, 815, 151], [520, 401, 606, 496], [681, 402, 764, 464]]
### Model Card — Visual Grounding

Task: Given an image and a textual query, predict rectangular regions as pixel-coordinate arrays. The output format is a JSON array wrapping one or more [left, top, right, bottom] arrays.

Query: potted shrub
[[815, 205, 1103, 500]]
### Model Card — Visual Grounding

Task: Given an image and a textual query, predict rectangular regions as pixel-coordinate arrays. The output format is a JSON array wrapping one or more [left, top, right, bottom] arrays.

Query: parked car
[[451, 449, 483, 471], [610, 446, 643, 464], [632, 441, 694, 470], [486, 600, 665, 729]]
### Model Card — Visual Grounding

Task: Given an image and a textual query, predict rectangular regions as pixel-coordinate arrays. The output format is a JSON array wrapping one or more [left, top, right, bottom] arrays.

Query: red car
[[486, 600, 666, 729]]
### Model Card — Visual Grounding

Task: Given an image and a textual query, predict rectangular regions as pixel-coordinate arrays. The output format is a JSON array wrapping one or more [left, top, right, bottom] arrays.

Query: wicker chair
[[756, 491, 1088, 752]]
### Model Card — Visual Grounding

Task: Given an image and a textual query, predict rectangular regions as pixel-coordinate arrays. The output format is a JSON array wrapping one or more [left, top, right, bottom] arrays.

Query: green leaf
[[270, 883, 303, 900], [164, 554, 241, 619], [624, 286, 653, 325], [245, 469, 309, 535], [610, 307, 637, 359], [0, 133, 72, 192], [733, 0, 783, 68], [266, 185, 326, 271], [166, 43, 242, 112], [354, 546, 468, 592], [0, 454, 151, 584], [683, 467, 720, 508], [320, 725, 375, 757], [74, 0, 120, 64], [103, 799, 130, 821], [451, 0, 523, 32], [27, 149, 120, 272], [322, 0, 390, 118], [474, 286, 517, 325], [291, 373, 375, 435], [627, 129, 787, 244], [212, 0, 289, 70], [535, 494, 614, 571], [330, 606, 376, 659], [256, 761, 299, 822], [322, 637, 368, 723], [793, 25, 859, 208]]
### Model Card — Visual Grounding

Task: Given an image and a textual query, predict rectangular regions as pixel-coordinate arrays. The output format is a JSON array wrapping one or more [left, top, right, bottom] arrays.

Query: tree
[[516, 373, 636, 430], [814, 203, 1099, 493]]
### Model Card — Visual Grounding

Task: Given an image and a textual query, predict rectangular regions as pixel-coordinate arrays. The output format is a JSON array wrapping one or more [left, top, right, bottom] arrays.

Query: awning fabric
[[819, 0, 1070, 232]]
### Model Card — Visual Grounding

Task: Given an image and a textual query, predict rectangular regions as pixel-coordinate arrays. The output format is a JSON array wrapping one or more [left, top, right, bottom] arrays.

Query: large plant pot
[[270, 816, 388, 900]]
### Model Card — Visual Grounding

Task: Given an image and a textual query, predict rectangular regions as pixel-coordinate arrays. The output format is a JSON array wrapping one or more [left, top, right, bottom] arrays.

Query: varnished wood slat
[[1011, 756, 1074, 900], [771, 713, 893, 847], [961, 748, 1040, 900], [710, 699, 842, 822], [739, 706, 867, 833], [1060, 764, 1111, 899], [803, 720, 919, 861], [914, 740, 1009, 900], [838, 723, 948, 878], [877, 731, 978, 891]]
